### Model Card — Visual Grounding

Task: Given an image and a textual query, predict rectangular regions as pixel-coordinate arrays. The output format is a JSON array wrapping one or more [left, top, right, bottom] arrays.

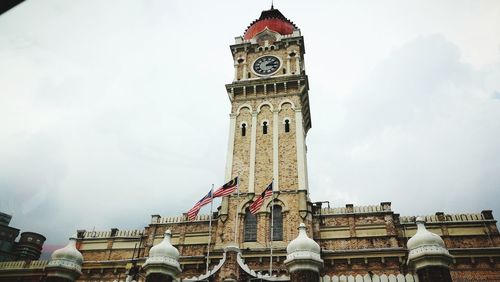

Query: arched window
[[241, 123, 247, 137], [244, 208, 257, 242], [270, 205, 283, 241], [263, 121, 268, 134], [284, 119, 290, 133]]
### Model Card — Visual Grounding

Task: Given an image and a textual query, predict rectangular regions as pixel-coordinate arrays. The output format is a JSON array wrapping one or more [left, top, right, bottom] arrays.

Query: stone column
[[417, 266, 452, 282], [225, 113, 237, 182], [272, 109, 279, 190], [248, 111, 258, 193], [295, 109, 307, 191], [216, 246, 241, 281], [145, 273, 173, 282]]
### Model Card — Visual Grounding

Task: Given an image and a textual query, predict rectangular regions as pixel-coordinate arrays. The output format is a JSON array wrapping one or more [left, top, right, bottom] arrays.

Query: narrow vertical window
[[263, 121, 268, 135], [284, 119, 290, 133], [244, 208, 257, 242], [241, 123, 246, 137], [270, 205, 283, 241]]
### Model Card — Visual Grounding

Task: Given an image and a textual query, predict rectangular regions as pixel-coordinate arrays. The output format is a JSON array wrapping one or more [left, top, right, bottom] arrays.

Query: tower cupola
[[244, 7, 297, 39]]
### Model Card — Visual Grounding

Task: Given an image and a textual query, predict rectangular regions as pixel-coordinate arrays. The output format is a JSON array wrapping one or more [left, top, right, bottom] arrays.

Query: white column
[[295, 109, 308, 191], [287, 57, 291, 74], [273, 110, 279, 191], [234, 63, 238, 81], [248, 111, 258, 193], [225, 114, 237, 181], [295, 57, 300, 74], [243, 64, 247, 79]]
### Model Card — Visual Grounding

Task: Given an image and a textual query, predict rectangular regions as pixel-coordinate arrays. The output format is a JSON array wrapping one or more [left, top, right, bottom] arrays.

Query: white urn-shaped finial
[[142, 230, 181, 279], [45, 235, 83, 281], [407, 217, 453, 271], [284, 223, 323, 273]]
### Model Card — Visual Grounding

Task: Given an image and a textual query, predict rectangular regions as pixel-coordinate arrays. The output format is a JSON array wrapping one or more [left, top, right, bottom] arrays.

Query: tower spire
[[271, 0, 274, 10]]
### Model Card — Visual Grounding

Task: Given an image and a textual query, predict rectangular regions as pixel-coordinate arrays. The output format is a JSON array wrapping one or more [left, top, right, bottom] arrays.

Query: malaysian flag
[[187, 189, 213, 220], [249, 182, 273, 214], [213, 177, 238, 198]]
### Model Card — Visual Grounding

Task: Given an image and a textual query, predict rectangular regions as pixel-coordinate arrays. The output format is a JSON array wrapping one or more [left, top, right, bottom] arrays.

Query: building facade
[[1, 6, 500, 282], [0, 212, 45, 262]]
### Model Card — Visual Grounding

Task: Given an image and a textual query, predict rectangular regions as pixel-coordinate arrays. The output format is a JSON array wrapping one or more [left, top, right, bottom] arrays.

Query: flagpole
[[233, 175, 240, 245], [269, 179, 274, 276], [206, 184, 214, 274]]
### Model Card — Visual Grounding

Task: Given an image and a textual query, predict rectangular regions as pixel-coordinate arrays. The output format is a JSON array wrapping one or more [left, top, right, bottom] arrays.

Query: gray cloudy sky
[[1, 1, 500, 252]]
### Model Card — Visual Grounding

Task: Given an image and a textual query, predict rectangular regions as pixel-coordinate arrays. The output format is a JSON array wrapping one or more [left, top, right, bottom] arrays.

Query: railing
[[0, 260, 48, 270], [321, 273, 418, 282], [151, 214, 213, 224], [317, 203, 391, 216], [82, 229, 143, 239], [400, 213, 485, 224]]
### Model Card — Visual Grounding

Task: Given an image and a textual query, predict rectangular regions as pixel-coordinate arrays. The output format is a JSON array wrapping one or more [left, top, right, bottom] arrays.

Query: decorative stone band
[[408, 245, 453, 271], [284, 250, 323, 273], [46, 259, 82, 273], [44, 259, 82, 280], [408, 245, 452, 261], [143, 256, 180, 268], [142, 256, 181, 279]]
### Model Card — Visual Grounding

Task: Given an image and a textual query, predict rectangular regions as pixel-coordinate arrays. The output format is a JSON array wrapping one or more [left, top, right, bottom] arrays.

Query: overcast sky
[[1, 1, 499, 253]]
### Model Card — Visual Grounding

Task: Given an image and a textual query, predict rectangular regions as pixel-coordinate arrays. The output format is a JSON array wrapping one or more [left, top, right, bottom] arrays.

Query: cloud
[[309, 34, 500, 216]]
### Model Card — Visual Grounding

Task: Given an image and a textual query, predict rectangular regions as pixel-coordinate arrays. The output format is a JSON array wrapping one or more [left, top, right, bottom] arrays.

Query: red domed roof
[[244, 7, 297, 40]]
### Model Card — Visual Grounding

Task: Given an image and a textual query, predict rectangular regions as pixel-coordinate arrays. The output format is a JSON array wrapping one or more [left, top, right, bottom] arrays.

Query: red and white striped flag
[[213, 177, 238, 198], [187, 189, 213, 220], [249, 182, 273, 214]]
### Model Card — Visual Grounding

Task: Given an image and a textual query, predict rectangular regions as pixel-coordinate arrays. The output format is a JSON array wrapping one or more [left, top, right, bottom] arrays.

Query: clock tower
[[216, 6, 313, 248]]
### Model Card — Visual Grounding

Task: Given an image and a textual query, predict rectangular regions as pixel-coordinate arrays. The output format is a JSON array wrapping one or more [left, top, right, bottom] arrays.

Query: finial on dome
[[271, 0, 274, 10]]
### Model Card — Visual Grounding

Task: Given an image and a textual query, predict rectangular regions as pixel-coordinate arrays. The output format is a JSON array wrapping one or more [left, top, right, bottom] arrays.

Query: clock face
[[253, 56, 281, 75]]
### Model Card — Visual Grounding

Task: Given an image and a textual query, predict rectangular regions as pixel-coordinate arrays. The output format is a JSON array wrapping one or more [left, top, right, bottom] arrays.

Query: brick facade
[[1, 6, 499, 282]]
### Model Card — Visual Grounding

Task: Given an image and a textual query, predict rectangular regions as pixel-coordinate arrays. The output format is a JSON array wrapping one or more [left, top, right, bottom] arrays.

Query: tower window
[[263, 121, 268, 134], [283, 68, 286, 74], [284, 119, 290, 133], [270, 205, 283, 241], [241, 123, 246, 137], [247, 72, 251, 78], [244, 208, 257, 242]]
